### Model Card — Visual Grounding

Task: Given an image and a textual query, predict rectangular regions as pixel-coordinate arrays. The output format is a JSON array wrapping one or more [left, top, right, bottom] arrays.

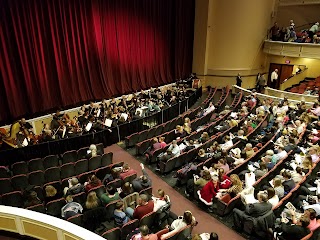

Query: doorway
[[268, 63, 294, 89]]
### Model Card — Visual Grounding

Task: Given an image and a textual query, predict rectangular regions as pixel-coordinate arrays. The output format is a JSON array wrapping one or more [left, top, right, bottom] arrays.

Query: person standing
[[236, 73, 242, 87], [308, 22, 319, 39], [258, 74, 266, 93], [270, 69, 278, 89], [270, 22, 280, 41]]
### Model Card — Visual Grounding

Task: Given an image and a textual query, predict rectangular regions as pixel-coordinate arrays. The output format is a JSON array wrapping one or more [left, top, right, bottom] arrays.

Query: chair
[[101, 152, 113, 166], [105, 200, 120, 220], [12, 161, 28, 175], [67, 214, 83, 227], [11, 174, 29, 190], [77, 147, 88, 160], [75, 159, 89, 175], [101, 227, 121, 240], [139, 187, 152, 197], [121, 219, 139, 240], [45, 167, 61, 183], [2, 191, 23, 207], [33, 186, 45, 201], [243, 210, 276, 238], [26, 203, 46, 213], [95, 166, 110, 180], [43, 155, 59, 170], [155, 228, 169, 239], [82, 207, 108, 231], [88, 185, 106, 198], [61, 163, 75, 179], [28, 158, 44, 171], [0, 178, 14, 195], [62, 150, 78, 164], [106, 179, 122, 190], [139, 211, 156, 229], [0, 166, 10, 178], [72, 191, 87, 205], [78, 171, 95, 184], [167, 225, 192, 240], [122, 192, 139, 210], [46, 198, 66, 217], [28, 170, 45, 186], [122, 173, 137, 183], [88, 156, 102, 171]]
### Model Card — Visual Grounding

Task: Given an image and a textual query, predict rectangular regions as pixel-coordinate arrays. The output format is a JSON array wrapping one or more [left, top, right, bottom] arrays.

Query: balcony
[[279, 0, 320, 6], [263, 40, 320, 59]]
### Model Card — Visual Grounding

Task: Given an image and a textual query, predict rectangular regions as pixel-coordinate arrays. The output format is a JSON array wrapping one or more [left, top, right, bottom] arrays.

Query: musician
[[51, 110, 63, 130], [20, 118, 33, 132], [42, 124, 53, 142]]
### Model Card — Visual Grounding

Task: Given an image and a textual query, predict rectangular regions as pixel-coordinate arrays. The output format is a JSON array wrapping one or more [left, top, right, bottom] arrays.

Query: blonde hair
[[230, 174, 242, 187], [85, 191, 99, 209], [45, 185, 57, 197]]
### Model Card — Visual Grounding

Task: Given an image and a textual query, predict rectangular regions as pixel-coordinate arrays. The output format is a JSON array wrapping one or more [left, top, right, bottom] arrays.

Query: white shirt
[[268, 195, 279, 207], [271, 71, 278, 82]]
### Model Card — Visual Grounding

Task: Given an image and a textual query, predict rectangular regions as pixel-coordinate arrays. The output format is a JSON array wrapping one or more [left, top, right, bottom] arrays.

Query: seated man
[[233, 191, 272, 230], [132, 163, 152, 192], [131, 225, 158, 240], [119, 163, 138, 180], [282, 171, 295, 195], [126, 194, 154, 220], [152, 189, 170, 212], [61, 195, 83, 219]]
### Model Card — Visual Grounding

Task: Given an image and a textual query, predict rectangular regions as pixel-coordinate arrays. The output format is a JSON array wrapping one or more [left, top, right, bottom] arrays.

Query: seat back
[[122, 192, 139, 210], [2, 191, 23, 207], [61, 163, 75, 179], [28, 170, 45, 186], [106, 179, 123, 190], [12, 161, 28, 175], [139, 211, 156, 228], [101, 152, 113, 166], [123, 173, 137, 183], [67, 214, 83, 227], [101, 227, 121, 240], [26, 203, 46, 213], [72, 191, 87, 205], [46, 198, 66, 217], [43, 155, 59, 169], [77, 147, 88, 160], [88, 185, 106, 198], [11, 174, 29, 190], [0, 166, 10, 178], [167, 225, 192, 240], [105, 200, 120, 220], [62, 150, 78, 164], [75, 159, 89, 175], [88, 156, 102, 171], [121, 219, 139, 240], [45, 167, 61, 183], [28, 158, 44, 172]]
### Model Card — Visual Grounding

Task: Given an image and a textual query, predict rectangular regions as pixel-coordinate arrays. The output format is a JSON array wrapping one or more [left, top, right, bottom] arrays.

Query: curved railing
[[279, 68, 308, 91], [265, 87, 318, 103], [232, 85, 315, 106], [0, 205, 105, 240]]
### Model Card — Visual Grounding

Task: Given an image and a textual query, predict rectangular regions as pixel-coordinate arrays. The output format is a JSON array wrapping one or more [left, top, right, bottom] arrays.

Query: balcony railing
[[263, 40, 320, 59], [279, 0, 320, 6]]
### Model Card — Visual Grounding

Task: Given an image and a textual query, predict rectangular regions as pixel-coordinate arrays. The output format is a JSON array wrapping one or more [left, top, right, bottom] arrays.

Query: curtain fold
[[0, 0, 194, 124]]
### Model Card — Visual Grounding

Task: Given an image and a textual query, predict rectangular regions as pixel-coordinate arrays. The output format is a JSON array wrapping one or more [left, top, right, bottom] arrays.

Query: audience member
[[64, 177, 85, 196], [120, 163, 138, 180], [44, 185, 59, 204], [126, 194, 154, 220], [24, 191, 42, 208], [114, 201, 130, 227], [132, 163, 152, 192], [61, 195, 83, 219], [85, 175, 102, 192], [120, 182, 135, 198], [132, 225, 158, 240], [84, 191, 101, 211], [100, 186, 120, 205]]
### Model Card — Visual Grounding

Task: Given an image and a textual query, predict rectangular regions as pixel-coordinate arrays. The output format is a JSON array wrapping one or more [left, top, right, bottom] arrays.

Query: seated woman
[[197, 175, 219, 211], [217, 174, 243, 199], [114, 201, 130, 227], [120, 182, 134, 199], [267, 187, 279, 207], [160, 211, 197, 240], [175, 125, 186, 139], [85, 175, 102, 192], [214, 158, 229, 174], [24, 191, 42, 208], [194, 149, 208, 164], [227, 148, 244, 166], [44, 185, 59, 204], [83, 191, 102, 212], [152, 189, 171, 212], [145, 138, 162, 159], [86, 144, 98, 159], [220, 136, 233, 151], [186, 170, 212, 197], [183, 122, 192, 135], [199, 132, 209, 143], [273, 177, 285, 199], [184, 117, 191, 128], [159, 137, 167, 148], [64, 177, 85, 196]]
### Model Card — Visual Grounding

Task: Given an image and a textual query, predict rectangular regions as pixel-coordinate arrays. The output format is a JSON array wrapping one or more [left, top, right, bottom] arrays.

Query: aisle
[[104, 144, 245, 240]]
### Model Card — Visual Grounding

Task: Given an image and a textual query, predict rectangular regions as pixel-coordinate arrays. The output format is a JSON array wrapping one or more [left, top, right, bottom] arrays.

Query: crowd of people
[[269, 20, 320, 44]]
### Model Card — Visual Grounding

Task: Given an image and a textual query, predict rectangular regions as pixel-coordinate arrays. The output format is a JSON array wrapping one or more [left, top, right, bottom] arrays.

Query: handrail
[[265, 87, 317, 103], [0, 205, 105, 240], [232, 85, 315, 106]]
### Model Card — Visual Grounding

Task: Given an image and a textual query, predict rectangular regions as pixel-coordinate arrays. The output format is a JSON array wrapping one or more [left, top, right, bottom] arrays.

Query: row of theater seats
[[125, 87, 218, 148], [143, 88, 235, 168], [159, 92, 246, 175], [134, 86, 231, 155], [290, 77, 320, 94]]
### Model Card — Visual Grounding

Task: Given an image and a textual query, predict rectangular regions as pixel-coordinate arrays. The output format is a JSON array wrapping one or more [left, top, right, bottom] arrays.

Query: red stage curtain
[[0, 0, 194, 124]]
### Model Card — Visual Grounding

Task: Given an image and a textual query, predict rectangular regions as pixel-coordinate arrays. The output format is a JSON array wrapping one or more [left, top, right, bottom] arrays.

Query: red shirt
[[133, 200, 154, 220]]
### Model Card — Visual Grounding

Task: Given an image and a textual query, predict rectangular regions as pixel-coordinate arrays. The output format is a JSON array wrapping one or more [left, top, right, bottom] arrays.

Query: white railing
[[280, 69, 308, 91], [0, 205, 105, 240], [265, 87, 317, 103], [279, 0, 320, 6], [264, 40, 320, 59], [232, 85, 315, 107]]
